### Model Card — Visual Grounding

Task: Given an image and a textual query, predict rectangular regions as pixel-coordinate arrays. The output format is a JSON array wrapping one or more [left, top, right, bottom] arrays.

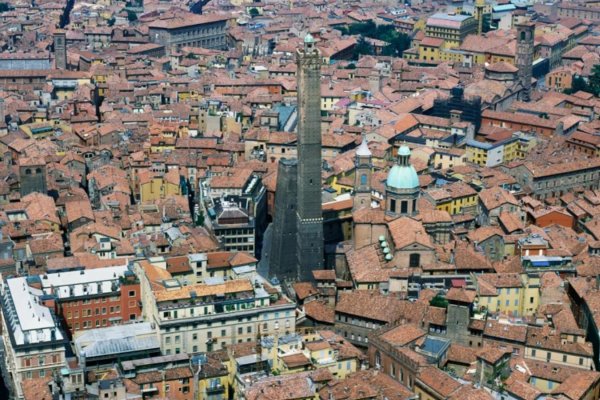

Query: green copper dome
[[304, 33, 315, 43], [386, 145, 419, 190]]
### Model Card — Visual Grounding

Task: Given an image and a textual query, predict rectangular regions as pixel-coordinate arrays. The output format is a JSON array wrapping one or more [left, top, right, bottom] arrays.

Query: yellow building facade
[[476, 274, 539, 317], [139, 174, 181, 202]]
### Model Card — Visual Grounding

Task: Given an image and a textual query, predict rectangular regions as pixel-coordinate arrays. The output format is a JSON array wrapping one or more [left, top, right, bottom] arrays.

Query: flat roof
[[40, 265, 130, 299], [4, 277, 64, 346], [74, 322, 159, 359]]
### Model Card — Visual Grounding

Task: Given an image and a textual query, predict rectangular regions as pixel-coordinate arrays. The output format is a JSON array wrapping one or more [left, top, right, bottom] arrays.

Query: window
[[360, 174, 367, 185], [401, 201, 408, 214], [409, 253, 420, 268], [390, 199, 396, 213], [580, 358, 584, 365], [238, 327, 243, 335], [129, 290, 136, 297], [532, 349, 536, 357]]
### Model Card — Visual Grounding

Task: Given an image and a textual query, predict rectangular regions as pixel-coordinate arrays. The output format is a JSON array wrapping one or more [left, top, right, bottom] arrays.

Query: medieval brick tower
[[515, 20, 534, 102], [268, 158, 299, 280], [54, 30, 67, 70], [295, 34, 324, 279]]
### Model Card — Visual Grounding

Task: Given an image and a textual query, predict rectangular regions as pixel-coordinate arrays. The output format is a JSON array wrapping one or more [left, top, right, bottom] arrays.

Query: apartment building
[[474, 273, 539, 317], [504, 158, 600, 200], [137, 261, 295, 355], [148, 14, 231, 52], [465, 137, 520, 167], [425, 13, 478, 48], [423, 181, 478, 215], [1, 277, 69, 399], [33, 264, 142, 333]]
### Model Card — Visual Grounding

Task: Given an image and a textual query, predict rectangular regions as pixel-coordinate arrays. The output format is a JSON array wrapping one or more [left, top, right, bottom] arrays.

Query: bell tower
[[353, 135, 372, 211], [53, 30, 67, 70], [475, 0, 486, 35], [515, 20, 534, 102]]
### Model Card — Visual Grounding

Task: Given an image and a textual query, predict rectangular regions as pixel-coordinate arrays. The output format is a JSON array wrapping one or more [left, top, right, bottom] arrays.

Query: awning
[[531, 260, 550, 267], [451, 279, 466, 288]]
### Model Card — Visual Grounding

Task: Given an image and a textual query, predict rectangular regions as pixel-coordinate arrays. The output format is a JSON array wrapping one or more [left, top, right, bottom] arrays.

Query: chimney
[[450, 110, 462, 124], [555, 121, 564, 136], [369, 72, 382, 94]]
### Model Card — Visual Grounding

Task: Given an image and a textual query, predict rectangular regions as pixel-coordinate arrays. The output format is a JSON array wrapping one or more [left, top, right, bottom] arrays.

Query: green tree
[[248, 7, 259, 17], [334, 26, 349, 36], [564, 75, 592, 95], [589, 64, 600, 96], [336, 21, 412, 58], [107, 16, 116, 26], [430, 295, 449, 308], [126, 10, 137, 22], [352, 36, 374, 59], [0, 2, 11, 12], [195, 209, 205, 226]]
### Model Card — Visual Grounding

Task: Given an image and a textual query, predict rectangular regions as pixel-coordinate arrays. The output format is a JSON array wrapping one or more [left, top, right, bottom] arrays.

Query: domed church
[[349, 142, 436, 274], [385, 145, 420, 218]]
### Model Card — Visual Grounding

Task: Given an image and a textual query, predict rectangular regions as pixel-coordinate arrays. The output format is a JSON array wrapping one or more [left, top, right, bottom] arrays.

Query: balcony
[[206, 383, 225, 394]]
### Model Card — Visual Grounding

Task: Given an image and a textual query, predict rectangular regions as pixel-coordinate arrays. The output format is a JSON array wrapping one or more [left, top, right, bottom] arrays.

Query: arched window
[[35, 168, 42, 174], [520, 31, 526, 41], [375, 351, 381, 368], [401, 201, 408, 214], [409, 253, 420, 268], [25, 169, 31, 175]]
